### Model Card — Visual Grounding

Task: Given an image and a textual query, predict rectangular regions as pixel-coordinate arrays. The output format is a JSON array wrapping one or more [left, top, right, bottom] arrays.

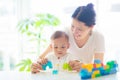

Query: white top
[[65, 28, 105, 63], [46, 53, 77, 71]]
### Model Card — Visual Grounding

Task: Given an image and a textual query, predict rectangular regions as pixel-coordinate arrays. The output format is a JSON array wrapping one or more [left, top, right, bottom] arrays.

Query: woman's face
[[71, 19, 93, 40]]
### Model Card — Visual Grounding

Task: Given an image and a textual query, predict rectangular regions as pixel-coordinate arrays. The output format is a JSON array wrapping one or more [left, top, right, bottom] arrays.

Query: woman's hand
[[31, 62, 42, 74], [69, 60, 83, 72]]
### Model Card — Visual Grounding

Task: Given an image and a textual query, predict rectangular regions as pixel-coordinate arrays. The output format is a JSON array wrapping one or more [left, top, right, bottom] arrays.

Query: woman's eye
[[71, 25, 74, 28], [61, 46, 65, 48], [54, 47, 58, 49], [77, 28, 82, 30], [78, 28, 83, 31]]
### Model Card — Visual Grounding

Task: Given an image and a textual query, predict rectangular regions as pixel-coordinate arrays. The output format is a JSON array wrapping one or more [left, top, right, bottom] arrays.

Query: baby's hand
[[40, 58, 48, 65], [31, 62, 42, 74]]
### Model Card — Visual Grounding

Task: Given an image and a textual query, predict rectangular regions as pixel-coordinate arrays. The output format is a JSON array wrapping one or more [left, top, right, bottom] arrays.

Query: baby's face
[[51, 36, 69, 58]]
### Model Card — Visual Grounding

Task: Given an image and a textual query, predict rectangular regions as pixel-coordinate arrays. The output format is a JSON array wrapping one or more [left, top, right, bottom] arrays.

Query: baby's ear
[[50, 43, 52, 48]]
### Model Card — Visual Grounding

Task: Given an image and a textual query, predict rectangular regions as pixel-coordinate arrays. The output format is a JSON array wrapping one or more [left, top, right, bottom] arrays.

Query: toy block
[[81, 64, 93, 72], [94, 59, 101, 64], [63, 63, 72, 71], [52, 70, 58, 75], [80, 69, 91, 79], [42, 61, 53, 70], [79, 59, 118, 79], [104, 65, 110, 70], [93, 70, 100, 74], [92, 68, 98, 71], [80, 69, 89, 76], [93, 64, 96, 68], [95, 74, 101, 77], [96, 64, 102, 68]]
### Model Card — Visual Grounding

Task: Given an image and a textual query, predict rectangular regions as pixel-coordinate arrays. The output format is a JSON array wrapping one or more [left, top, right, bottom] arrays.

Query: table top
[[0, 71, 120, 80]]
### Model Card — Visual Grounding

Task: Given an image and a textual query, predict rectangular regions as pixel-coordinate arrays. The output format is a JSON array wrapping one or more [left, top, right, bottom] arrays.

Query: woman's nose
[[73, 28, 79, 34]]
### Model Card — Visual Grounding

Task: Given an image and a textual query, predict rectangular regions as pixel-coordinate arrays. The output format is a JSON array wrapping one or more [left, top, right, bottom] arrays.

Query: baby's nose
[[57, 48, 62, 51]]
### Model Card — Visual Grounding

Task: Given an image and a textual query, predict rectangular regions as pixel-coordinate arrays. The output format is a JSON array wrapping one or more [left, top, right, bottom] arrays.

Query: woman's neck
[[75, 35, 89, 48]]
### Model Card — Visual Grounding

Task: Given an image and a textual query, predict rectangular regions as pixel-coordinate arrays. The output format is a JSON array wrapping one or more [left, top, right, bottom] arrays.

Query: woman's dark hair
[[72, 3, 96, 27]]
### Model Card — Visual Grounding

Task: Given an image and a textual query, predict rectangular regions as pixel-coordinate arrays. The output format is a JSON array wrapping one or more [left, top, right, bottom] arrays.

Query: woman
[[31, 3, 105, 73]]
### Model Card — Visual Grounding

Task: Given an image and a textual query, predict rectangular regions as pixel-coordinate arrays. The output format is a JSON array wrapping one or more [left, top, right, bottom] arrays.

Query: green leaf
[[16, 58, 32, 72], [26, 66, 31, 72], [19, 66, 26, 71]]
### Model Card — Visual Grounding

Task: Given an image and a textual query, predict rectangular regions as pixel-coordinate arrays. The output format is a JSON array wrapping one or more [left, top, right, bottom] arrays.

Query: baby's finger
[[41, 58, 48, 64], [31, 69, 40, 74], [32, 63, 42, 69], [37, 59, 41, 65]]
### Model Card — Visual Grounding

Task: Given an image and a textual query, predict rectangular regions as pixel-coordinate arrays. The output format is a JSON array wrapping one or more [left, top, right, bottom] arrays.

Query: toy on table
[[41, 60, 59, 75], [63, 63, 72, 71], [52, 64, 59, 75], [79, 59, 118, 79], [42, 61, 53, 70], [52, 63, 73, 75], [52, 70, 58, 75]]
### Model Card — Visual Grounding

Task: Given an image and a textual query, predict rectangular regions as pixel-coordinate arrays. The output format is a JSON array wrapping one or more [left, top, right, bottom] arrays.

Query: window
[[0, 0, 120, 71], [0, 0, 18, 70]]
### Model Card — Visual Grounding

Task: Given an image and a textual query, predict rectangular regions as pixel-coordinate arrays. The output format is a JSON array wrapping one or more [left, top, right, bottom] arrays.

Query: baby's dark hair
[[51, 31, 69, 41], [72, 3, 96, 27]]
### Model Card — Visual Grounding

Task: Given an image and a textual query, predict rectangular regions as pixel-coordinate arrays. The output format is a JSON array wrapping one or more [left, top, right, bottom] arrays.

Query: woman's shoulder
[[91, 30, 105, 43], [92, 30, 104, 38]]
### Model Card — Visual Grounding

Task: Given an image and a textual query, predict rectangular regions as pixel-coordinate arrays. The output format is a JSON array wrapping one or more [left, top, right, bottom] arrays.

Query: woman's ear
[[90, 26, 94, 30], [67, 43, 70, 48]]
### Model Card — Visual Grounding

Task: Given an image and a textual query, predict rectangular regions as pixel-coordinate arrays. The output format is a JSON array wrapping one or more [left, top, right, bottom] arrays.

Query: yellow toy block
[[96, 64, 102, 68]]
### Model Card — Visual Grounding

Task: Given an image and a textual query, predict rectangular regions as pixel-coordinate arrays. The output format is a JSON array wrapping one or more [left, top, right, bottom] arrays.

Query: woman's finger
[[69, 60, 75, 67]]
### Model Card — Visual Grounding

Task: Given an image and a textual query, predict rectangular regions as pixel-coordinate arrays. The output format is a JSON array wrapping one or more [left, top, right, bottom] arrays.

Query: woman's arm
[[94, 53, 104, 62]]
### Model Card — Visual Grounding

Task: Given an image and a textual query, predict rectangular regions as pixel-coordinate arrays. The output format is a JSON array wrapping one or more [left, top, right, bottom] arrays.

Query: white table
[[0, 71, 120, 80]]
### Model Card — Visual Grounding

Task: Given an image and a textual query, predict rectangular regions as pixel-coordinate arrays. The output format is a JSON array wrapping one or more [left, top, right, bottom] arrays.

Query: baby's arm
[[40, 58, 48, 64]]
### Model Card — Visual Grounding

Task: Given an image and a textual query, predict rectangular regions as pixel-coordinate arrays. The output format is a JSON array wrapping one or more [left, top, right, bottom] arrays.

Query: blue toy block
[[92, 68, 98, 71], [47, 61, 53, 68], [80, 69, 88, 76], [100, 70, 106, 76], [113, 64, 118, 68], [79, 69, 92, 79], [52, 70, 58, 75], [110, 68, 117, 74], [42, 61, 53, 70], [98, 67, 104, 71], [94, 59, 101, 64]]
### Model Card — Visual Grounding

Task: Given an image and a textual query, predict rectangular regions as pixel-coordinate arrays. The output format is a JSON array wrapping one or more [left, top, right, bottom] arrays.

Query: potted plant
[[16, 13, 60, 71]]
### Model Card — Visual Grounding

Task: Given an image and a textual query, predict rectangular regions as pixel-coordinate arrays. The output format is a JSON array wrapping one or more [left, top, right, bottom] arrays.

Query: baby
[[37, 31, 78, 71]]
